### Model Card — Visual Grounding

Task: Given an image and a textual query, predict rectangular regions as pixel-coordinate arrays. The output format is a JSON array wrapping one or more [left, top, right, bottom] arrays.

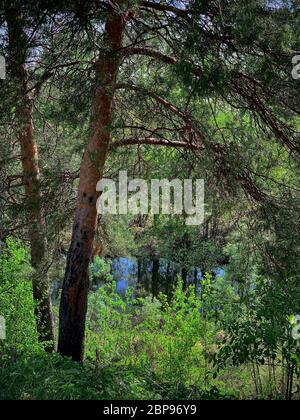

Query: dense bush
[[0, 239, 39, 355], [85, 280, 239, 399], [0, 352, 158, 400]]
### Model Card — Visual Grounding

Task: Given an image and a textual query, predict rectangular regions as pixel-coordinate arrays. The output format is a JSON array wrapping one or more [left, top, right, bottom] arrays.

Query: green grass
[[0, 350, 238, 400], [0, 351, 158, 400]]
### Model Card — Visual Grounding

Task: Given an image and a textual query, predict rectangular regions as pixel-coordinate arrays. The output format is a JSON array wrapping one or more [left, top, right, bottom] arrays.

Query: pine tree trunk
[[5, 4, 54, 351], [19, 100, 55, 351], [58, 7, 128, 361]]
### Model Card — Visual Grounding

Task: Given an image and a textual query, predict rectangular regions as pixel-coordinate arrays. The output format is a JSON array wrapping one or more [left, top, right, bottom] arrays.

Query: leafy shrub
[[212, 276, 300, 399], [89, 256, 113, 288], [85, 280, 222, 399], [0, 239, 39, 355]]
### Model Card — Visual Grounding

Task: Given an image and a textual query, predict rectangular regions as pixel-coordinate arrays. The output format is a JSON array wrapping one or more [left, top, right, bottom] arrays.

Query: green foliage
[[211, 274, 300, 399], [0, 239, 39, 355], [2, 0, 300, 401], [1, 244, 299, 400], [0, 352, 157, 400], [90, 256, 113, 285], [85, 280, 225, 398], [0, 270, 236, 400]]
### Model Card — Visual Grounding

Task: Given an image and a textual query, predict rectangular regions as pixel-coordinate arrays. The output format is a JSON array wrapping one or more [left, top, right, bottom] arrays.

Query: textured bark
[[5, 4, 54, 351], [58, 6, 128, 361], [19, 99, 54, 351]]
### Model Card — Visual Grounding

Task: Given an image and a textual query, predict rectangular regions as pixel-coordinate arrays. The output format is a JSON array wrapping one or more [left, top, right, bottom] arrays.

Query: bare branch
[[110, 137, 202, 150], [141, 1, 192, 19]]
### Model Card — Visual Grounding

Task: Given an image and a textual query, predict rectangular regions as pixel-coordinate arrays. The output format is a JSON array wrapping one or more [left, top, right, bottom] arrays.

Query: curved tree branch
[[141, 1, 192, 18], [110, 136, 203, 150], [122, 46, 177, 64]]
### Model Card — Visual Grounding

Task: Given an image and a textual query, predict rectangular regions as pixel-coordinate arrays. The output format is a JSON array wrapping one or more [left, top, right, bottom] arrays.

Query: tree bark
[[5, 3, 54, 351], [58, 6, 128, 361]]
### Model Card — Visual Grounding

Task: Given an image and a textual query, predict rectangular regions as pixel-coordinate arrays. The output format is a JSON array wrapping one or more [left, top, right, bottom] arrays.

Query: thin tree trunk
[[143, 260, 150, 292], [137, 258, 142, 285], [58, 6, 128, 361], [194, 268, 198, 294], [5, 4, 54, 351], [152, 258, 160, 298], [165, 261, 172, 300], [182, 267, 188, 290]]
